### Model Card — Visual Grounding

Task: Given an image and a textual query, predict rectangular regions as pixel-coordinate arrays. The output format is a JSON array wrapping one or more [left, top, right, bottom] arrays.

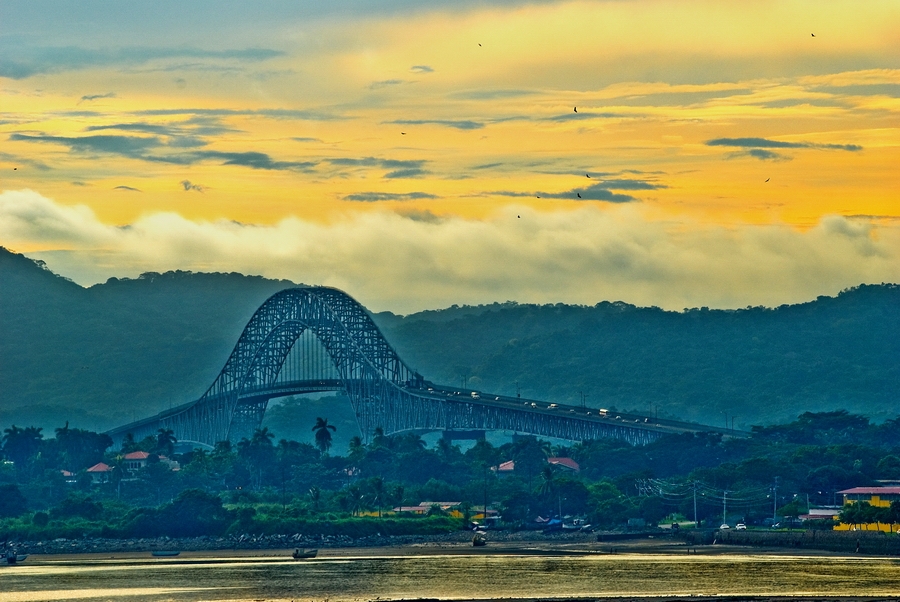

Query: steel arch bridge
[[107, 286, 735, 449]]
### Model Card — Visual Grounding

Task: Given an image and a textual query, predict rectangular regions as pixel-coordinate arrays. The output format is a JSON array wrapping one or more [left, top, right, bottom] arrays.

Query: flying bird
[[401, 132, 406, 135], [586, 173, 591, 178], [811, 33, 815, 37], [478, 43, 482, 47], [577, 192, 582, 198], [517, 215, 521, 218], [574, 107, 577, 113], [765, 177, 770, 182]]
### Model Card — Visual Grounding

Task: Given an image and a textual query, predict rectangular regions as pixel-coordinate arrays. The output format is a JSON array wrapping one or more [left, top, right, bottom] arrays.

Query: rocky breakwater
[[2, 529, 599, 556]]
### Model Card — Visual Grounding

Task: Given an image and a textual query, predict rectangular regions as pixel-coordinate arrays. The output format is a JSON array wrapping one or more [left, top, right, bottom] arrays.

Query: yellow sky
[[1, 0, 898, 310]]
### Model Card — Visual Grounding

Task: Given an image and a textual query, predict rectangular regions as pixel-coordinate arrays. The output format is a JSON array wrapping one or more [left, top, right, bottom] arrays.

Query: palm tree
[[2, 425, 44, 473], [309, 485, 322, 512], [347, 436, 365, 461], [312, 417, 336, 454], [370, 476, 385, 517], [156, 428, 177, 457]]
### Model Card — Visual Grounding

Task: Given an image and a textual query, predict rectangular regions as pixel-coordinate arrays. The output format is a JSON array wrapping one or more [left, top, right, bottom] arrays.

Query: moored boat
[[151, 551, 181, 557], [292, 548, 318, 559]]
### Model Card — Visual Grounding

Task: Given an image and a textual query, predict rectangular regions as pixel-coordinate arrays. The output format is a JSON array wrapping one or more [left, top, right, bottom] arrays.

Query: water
[[3, 552, 900, 602]]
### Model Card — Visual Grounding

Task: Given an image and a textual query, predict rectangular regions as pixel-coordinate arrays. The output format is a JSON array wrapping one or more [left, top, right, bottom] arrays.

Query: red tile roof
[[839, 487, 900, 495], [548, 457, 580, 471], [124, 451, 151, 460], [87, 462, 111, 472]]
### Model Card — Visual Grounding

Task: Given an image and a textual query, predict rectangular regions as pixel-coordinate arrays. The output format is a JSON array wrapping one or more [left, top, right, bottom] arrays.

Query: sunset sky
[[2, 0, 898, 312]]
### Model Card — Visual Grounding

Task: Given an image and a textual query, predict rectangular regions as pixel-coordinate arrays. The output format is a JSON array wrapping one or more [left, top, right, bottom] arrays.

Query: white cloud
[[3, 189, 899, 314]]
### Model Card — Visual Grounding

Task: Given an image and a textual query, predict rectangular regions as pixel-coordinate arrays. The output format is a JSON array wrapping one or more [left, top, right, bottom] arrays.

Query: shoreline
[[19, 536, 880, 563]]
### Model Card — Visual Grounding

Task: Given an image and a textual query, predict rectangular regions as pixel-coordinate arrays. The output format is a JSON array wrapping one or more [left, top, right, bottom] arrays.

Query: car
[[548, 404, 558, 409], [719, 524, 730, 530], [735, 523, 747, 530]]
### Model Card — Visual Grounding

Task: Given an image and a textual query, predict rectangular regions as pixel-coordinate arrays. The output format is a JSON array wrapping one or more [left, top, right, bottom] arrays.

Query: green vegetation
[[2, 410, 900, 540]]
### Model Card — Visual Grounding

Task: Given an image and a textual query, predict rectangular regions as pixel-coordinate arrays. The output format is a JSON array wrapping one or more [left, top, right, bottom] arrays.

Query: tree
[[54, 423, 113, 471], [2, 425, 44, 469], [161, 489, 231, 537], [312, 417, 336, 454], [511, 436, 550, 489], [0, 483, 27, 517], [347, 436, 365, 461], [155, 428, 177, 457], [237, 427, 275, 489], [369, 476, 386, 517], [309, 485, 322, 512], [888, 500, 900, 533]]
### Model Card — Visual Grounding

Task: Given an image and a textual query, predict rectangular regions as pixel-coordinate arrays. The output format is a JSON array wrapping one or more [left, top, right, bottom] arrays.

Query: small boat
[[151, 551, 181, 557], [4, 553, 27, 565], [292, 548, 318, 559], [472, 533, 487, 547]]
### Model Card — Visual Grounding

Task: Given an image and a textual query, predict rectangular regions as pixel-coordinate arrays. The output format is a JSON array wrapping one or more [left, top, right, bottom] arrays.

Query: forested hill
[[2, 246, 898, 433]]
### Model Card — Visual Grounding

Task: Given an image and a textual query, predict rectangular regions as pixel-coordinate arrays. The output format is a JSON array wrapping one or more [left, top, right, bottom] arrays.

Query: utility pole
[[692, 481, 699, 527], [722, 490, 728, 525], [773, 477, 779, 521], [516, 381, 521, 399], [579, 391, 587, 409]]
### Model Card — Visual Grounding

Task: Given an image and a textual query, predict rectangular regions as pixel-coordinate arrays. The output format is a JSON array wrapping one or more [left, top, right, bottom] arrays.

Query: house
[[86, 462, 112, 484], [392, 501, 466, 518], [493, 457, 580, 476], [121, 451, 180, 475], [547, 457, 580, 472], [123, 451, 151, 472]]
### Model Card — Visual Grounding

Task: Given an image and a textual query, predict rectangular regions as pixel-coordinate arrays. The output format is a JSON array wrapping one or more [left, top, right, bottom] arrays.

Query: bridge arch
[[108, 286, 724, 449], [169, 286, 421, 444]]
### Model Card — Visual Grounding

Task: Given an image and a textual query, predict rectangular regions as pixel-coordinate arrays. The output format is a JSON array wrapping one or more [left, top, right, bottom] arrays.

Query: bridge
[[107, 287, 740, 449]]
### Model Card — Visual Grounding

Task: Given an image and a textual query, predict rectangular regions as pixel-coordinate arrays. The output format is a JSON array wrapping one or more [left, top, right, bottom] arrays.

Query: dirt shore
[[23, 535, 872, 563]]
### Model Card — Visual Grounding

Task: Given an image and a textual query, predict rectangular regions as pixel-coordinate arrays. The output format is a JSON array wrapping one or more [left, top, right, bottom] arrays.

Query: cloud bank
[[2, 190, 898, 314]]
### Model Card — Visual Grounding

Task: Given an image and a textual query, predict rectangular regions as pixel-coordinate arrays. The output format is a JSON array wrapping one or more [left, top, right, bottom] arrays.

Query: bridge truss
[[107, 287, 723, 449]]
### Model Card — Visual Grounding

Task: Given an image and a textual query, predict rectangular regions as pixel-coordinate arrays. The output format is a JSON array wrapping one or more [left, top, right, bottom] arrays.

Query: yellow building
[[833, 487, 900, 532]]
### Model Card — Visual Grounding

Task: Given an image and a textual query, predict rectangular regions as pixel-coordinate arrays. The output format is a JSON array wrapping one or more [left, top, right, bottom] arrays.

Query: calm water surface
[[3, 553, 900, 602]]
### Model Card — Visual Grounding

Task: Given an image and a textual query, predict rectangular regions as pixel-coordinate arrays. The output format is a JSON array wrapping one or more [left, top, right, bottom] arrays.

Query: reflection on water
[[3, 553, 900, 602]]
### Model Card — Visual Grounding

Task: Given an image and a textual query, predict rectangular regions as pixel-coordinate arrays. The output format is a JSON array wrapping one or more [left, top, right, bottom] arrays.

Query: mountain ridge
[[1, 246, 897, 433]]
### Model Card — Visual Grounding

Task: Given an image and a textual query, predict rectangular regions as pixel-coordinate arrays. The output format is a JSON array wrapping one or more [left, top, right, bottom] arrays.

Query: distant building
[[834, 486, 900, 532], [798, 508, 840, 522], [547, 457, 580, 472], [838, 486, 900, 506], [123, 451, 151, 472], [493, 457, 580, 476], [86, 462, 112, 484]]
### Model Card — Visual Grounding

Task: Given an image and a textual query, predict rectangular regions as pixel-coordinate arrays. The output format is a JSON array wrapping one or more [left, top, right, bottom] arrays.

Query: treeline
[[4, 410, 900, 540]]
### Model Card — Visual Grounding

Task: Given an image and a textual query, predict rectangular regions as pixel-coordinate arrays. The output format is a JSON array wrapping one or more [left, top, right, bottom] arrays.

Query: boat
[[472, 532, 487, 547], [292, 548, 318, 559], [4, 552, 27, 565], [151, 551, 181, 557]]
